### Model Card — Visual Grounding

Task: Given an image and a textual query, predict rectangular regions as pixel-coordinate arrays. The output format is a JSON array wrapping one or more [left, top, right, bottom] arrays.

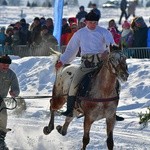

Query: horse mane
[[110, 44, 122, 52], [49, 47, 62, 64]]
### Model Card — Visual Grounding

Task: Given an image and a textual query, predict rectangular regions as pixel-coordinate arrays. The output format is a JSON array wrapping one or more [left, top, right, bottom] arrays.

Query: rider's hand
[[101, 50, 109, 60], [9, 91, 16, 98], [55, 60, 63, 70]]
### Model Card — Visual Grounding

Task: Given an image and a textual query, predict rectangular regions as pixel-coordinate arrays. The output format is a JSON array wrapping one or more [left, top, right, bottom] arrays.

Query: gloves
[[9, 91, 16, 98], [55, 60, 63, 70]]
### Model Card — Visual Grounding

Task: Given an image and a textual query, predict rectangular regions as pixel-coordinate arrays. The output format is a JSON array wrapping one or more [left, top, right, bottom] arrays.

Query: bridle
[[108, 51, 128, 78]]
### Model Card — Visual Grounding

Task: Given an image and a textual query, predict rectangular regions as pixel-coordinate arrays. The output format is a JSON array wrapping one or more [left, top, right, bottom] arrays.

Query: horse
[[43, 48, 129, 150]]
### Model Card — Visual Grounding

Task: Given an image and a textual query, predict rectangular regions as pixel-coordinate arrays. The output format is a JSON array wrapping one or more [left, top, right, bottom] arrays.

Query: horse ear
[[110, 44, 122, 52]]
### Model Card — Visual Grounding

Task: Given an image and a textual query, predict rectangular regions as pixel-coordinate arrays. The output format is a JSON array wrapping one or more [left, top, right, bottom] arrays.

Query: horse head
[[109, 50, 129, 82]]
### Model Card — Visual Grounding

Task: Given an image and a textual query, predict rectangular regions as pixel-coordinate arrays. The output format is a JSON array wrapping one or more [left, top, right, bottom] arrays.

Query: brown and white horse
[[43, 49, 129, 150]]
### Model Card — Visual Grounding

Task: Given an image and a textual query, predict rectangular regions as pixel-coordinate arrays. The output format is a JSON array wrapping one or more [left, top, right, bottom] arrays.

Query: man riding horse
[[55, 11, 124, 121]]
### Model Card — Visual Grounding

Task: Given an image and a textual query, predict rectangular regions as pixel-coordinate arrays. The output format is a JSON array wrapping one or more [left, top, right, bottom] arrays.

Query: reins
[[0, 97, 17, 112], [0, 94, 68, 112], [78, 95, 119, 102]]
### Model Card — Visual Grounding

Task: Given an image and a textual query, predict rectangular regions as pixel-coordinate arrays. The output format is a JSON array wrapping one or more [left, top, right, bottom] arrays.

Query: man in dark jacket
[[76, 6, 88, 23], [118, 0, 128, 25], [131, 17, 149, 58], [30, 17, 42, 45]]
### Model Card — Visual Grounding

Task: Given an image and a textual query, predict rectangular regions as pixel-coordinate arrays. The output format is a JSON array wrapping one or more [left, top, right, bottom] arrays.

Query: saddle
[[76, 67, 120, 103], [76, 68, 99, 101]]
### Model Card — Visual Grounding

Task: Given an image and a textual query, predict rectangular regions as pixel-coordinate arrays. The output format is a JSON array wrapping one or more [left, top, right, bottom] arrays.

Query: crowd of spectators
[[0, 16, 58, 55], [0, 2, 149, 58], [108, 16, 150, 58]]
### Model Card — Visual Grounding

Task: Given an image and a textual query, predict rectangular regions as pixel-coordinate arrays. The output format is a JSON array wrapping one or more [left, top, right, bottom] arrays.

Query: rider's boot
[[61, 96, 76, 117], [0, 130, 9, 150]]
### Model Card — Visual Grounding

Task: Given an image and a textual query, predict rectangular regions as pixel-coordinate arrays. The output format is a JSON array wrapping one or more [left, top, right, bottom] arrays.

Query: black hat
[[0, 54, 12, 64], [20, 18, 26, 23], [34, 17, 40, 21], [85, 11, 100, 21], [79, 6, 84, 9]]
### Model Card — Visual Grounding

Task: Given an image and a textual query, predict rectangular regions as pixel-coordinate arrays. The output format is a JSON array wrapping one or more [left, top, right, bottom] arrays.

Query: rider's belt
[[81, 54, 103, 68], [82, 53, 102, 60]]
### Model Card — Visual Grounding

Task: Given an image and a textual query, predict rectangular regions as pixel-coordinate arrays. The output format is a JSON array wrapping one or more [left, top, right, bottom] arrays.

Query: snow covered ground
[[0, 5, 150, 150]]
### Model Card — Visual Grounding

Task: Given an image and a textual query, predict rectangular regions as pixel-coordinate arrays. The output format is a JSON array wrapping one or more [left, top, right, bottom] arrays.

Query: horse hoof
[[56, 125, 62, 133], [56, 125, 67, 136], [43, 126, 51, 135]]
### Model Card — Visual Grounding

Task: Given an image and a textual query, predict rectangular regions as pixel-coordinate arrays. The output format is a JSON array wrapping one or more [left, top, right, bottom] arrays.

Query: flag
[[53, 0, 64, 46]]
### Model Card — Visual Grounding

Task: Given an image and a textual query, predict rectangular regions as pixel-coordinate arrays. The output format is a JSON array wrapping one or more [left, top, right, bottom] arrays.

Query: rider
[[55, 11, 124, 121], [0, 55, 20, 149]]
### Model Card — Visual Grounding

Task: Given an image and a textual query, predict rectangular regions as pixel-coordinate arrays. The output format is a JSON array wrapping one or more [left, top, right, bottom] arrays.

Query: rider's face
[[86, 21, 98, 30]]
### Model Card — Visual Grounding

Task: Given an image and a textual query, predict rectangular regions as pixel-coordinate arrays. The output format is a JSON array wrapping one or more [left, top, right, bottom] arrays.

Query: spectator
[[40, 17, 46, 26], [12, 26, 21, 46], [20, 18, 31, 45], [40, 25, 58, 50], [68, 17, 77, 26], [76, 6, 87, 23], [61, 23, 78, 46], [61, 18, 71, 35], [0, 27, 6, 55], [118, 0, 128, 25], [4, 26, 14, 54], [30, 17, 42, 45], [13, 21, 21, 30], [0, 55, 20, 149], [131, 17, 148, 47], [127, 0, 138, 19], [45, 18, 54, 35], [108, 19, 120, 34], [78, 18, 86, 29], [91, 3, 101, 19], [121, 20, 133, 48], [109, 27, 121, 45]]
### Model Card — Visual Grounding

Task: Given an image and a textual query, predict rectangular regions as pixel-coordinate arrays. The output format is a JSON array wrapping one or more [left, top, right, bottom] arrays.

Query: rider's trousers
[[68, 54, 103, 96], [0, 99, 7, 133]]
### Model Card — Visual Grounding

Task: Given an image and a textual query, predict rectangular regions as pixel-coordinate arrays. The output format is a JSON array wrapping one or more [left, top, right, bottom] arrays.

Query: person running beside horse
[[0, 55, 20, 149]]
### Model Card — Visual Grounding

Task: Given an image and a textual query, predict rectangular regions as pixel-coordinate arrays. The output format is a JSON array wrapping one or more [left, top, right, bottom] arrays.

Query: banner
[[53, 0, 64, 46]]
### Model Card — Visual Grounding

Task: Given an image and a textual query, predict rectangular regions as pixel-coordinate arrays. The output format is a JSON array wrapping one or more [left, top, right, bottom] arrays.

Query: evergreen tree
[[2, 0, 8, 6], [31, 2, 38, 7], [27, 1, 31, 7], [48, 2, 52, 7], [42, 2, 46, 7]]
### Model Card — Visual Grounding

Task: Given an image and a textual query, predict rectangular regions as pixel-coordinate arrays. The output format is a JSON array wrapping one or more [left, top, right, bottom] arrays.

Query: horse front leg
[[43, 108, 55, 135], [56, 116, 74, 136], [81, 116, 93, 150], [106, 114, 116, 150], [43, 96, 66, 135]]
